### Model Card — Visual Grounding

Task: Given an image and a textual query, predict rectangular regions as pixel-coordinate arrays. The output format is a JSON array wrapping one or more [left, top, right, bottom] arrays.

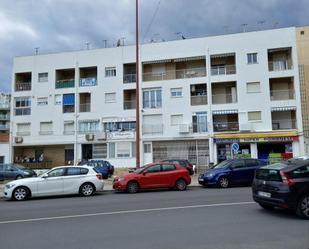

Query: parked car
[[198, 159, 267, 188], [113, 162, 191, 193], [161, 159, 194, 175], [252, 160, 309, 219], [3, 166, 104, 201], [86, 159, 114, 179], [0, 163, 37, 181]]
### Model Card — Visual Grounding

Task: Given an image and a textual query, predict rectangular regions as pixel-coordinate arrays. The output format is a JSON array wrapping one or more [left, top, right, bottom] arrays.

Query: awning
[[64, 120, 74, 124], [78, 119, 100, 123], [143, 59, 171, 65], [173, 56, 205, 62], [63, 94, 75, 106], [271, 106, 296, 112], [268, 47, 290, 53], [211, 53, 235, 59], [213, 109, 238, 115], [214, 131, 298, 139]]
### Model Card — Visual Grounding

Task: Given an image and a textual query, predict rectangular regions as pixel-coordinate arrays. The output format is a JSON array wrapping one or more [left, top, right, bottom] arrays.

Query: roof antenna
[[258, 20, 265, 30], [241, 23, 248, 32], [34, 47, 39, 55]]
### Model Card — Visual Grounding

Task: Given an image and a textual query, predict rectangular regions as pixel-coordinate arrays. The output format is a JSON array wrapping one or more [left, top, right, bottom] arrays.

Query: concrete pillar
[[250, 143, 258, 159], [292, 140, 301, 157]]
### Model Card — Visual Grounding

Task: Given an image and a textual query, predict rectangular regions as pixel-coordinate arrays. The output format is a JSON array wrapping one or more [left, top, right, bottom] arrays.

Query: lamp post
[[135, 0, 140, 168]]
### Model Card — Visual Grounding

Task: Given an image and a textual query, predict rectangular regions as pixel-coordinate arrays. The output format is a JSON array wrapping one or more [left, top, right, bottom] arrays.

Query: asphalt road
[[0, 187, 308, 249]]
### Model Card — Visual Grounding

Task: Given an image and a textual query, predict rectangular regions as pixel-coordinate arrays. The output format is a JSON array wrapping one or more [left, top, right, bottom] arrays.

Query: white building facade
[[11, 27, 305, 168], [0, 93, 11, 163]]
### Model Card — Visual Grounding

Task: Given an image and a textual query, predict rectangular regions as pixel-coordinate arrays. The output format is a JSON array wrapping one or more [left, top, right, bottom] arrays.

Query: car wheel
[[259, 203, 275, 210], [16, 175, 23, 180], [175, 179, 187, 191], [127, 181, 138, 193], [218, 177, 229, 188], [80, 183, 95, 196], [13, 186, 29, 201], [296, 194, 309, 219]]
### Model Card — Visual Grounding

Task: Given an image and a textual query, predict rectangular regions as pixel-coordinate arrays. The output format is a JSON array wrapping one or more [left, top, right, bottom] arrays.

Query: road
[[0, 187, 308, 249]]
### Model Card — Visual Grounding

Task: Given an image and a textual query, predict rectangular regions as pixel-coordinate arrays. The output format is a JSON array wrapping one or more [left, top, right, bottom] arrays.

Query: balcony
[[272, 119, 297, 130], [123, 89, 136, 110], [271, 110, 296, 130], [0, 114, 10, 120], [123, 74, 136, 84], [211, 53, 236, 76], [213, 122, 239, 132], [142, 124, 164, 135], [191, 95, 207, 106], [15, 72, 32, 92], [15, 82, 32, 91], [55, 79, 75, 89], [123, 63, 136, 83], [211, 65, 236, 76], [79, 67, 97, 87], [191, 83, 207, 106], [212, 82, 237, 104], [268, 47, 293, 71], [79, 103, 90, 112], [213, 113, 239, 132], [80, 77, 97, 87], [0, 124, 9, 130], [79, 92, 91, 113], [124, 100, 136, 110], [270, 90, 295, 101], [270, 77, 295, 101]]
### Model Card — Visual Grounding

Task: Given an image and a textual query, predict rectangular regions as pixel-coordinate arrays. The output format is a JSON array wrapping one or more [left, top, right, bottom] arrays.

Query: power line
[[142, 0, 161, 42]]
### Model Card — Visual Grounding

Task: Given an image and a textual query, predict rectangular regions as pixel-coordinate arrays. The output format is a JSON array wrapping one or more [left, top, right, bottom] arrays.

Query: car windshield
[[213, 161, 230, 169], [134, 166, 147, 174]]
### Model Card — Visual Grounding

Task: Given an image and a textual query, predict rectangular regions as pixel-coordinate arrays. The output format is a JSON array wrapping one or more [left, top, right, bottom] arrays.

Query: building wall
[[0, 144, 10, 163]]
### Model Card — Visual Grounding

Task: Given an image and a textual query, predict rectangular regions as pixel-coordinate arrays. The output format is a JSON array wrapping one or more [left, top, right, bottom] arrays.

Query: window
[[247, 53, 258, 64], [143, 88, 162, 109], [171, 88, 182, 98], [14, 97, 31, 116], [55, 94, 62, 105], [63, 94, 75, 113], [78, 121, 99, 133], [37, 97, 48, 106], [38, 72, 48, 82], [231, 160, 245, 169], [246, 82, 261, 93], [248, 111, 262, 121], [48, 168, 65, 177], [93, 144, 107, 159], [109, 143, 115, 158], [117, 142, 131, 158], [66, 167, 88, 176], [146, 165, 161, 173], [105, 67, 116, 77], [290, 166, 309, 178], [63, 121, 74, 135], [17, 123, 30, 136], [193, 112, 207, 133], [300, 31, 305, 35], [144, 144, 151, 153], [171, 114, 183, 126], [40, 122, 53, 135], [104, 121, 136, 132], [162, 164, 176, 172], [105, 92, 116, 103]]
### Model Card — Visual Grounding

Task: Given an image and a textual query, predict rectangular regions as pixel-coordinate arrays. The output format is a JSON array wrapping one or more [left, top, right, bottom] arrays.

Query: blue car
[[198, 159, 267, 188], [87, 160, 114, 179]]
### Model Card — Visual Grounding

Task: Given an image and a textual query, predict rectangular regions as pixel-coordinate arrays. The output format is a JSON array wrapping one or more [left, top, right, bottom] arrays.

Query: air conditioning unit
[[239, 123, 252, 131], [179, 124, 190, 133], [96, 132, 106, 140], [85, 134, 95, 141], [15, 137, 23, 143]]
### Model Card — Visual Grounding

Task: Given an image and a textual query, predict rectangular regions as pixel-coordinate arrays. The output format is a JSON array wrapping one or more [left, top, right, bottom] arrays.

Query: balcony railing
[[0, 102, 10, 109], [211, 65, 236, 75], [212, 93, 237, 104], [79, 77, 97, 87], [0, 124, 9, 130], [213, 122, 239, 132], [270, 90, 295, 101], [79, 103, 91, 112], [124, 100, 136, 110], [15, 82, 31, 91], [191, 95, 207, 106], [142, 124, 164, 135], [55, 79, 75, 89], [143, 67, 206, 81], [272, 119, 296, 130], [123, 74, 136, 83], [16, 131, 30, 136], [0, 114, 10, 120], [268, 61, 292, 71], [39, 131, 54, 135]]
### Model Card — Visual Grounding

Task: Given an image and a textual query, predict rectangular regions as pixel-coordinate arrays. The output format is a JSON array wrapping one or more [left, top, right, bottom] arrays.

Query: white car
[[4, 166, 104, 201]]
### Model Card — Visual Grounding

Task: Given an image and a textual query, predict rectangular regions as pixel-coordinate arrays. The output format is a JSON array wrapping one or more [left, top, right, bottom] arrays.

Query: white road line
[[0, 201, 255, 225]]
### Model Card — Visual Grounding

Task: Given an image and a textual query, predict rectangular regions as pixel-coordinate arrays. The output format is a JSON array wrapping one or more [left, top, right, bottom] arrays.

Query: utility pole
[[135, 0, 140, 168]]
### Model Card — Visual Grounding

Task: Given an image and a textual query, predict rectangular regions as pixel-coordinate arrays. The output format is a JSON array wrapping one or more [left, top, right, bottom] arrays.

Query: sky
[[0, 0, 308, 92]]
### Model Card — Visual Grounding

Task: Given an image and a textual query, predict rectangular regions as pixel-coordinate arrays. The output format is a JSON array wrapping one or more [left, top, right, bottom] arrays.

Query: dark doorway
[[0, 156, 4, 164], [82, 144, 93, 160]]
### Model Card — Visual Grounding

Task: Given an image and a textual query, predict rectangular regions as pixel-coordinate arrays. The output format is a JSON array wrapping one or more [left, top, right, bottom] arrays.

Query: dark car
[[87, 159, 114, 179], [252, 160, 309, 219], [198, 159, 267, 188], [161, 159, 194, 175], [0, 164, 37, 181]]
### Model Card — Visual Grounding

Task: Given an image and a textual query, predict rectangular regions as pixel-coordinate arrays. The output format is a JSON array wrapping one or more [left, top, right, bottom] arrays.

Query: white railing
[[15, 82, 31, 91], [191, 95, 207, 105], [268, 61, 292, 71], [270, 90, 295, 101], [272, 119, 297, 130], [211, 65, 236, 75], [212, 93, 237, 104]]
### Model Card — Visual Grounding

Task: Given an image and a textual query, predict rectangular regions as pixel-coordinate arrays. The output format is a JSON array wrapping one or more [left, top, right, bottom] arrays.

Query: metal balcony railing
[[79, 77, 97, 87], [270, 90, 295, 101], [211, 65, 236, 75], [123, 74, 136, 83], [268, 61, 293, 71], [212, 93, 237, 104], [213, 122, 239, 132], [55, 79, 75, 89], [143, 67, 206, 81], [79, 103, 91, 112], [0, 114, 10, 120], [15, 82, 31, 91], [0, 124, 9, 130], [190, 95, 207, 106], [272, 119, 297, 130], [124, 100, 136, 110], [142, 124, 164, 135]]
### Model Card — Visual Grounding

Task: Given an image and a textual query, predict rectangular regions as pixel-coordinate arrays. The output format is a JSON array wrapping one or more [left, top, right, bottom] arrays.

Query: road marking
[[0, 201, 255, 224]]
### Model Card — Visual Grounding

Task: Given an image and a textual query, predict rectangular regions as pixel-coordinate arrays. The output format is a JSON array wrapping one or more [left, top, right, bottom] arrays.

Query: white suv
[[4, 166, 104, 201]]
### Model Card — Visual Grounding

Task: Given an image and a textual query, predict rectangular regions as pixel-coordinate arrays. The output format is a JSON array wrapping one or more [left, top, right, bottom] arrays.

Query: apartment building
[[0, 93, 11, 163], [11, 27, 305, 168]]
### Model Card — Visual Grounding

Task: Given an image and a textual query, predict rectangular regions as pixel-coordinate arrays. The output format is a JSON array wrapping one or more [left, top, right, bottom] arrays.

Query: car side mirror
[[42, 174, 48, 179]]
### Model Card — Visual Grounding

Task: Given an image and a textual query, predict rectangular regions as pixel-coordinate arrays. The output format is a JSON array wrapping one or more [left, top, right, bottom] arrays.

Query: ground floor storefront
[[213, 131, 302, 164]]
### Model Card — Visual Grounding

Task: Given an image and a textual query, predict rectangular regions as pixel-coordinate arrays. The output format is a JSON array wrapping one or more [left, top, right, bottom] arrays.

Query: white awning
[[64, 120, 74, 124], [271, 106, 296, 112], [268, 47, 291, 53], [142, 59, 172, 65], [213, 109, 238, 115], [211, 53, 235, 59], [173, 56, 205, 62], [78, 119, 100, 123]]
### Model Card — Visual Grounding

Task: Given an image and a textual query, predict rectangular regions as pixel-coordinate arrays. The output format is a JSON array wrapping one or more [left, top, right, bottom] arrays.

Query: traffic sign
[[232, 143, 239, 152]]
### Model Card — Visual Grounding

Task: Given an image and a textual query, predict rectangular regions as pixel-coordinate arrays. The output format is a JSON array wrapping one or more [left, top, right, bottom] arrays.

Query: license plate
[[199, 177, 204, 181], [258, 191, 271, 198]]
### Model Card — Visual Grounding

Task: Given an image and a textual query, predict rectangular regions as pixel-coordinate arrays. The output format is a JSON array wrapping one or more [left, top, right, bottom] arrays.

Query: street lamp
[[135, 0, 140, 168]]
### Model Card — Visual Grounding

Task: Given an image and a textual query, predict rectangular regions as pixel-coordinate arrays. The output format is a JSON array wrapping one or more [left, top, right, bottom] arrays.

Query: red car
[[113, 162, 191, 193]]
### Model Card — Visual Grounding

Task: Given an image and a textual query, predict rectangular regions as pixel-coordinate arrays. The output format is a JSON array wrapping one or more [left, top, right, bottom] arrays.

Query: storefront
[[214, 131, 299, 163]]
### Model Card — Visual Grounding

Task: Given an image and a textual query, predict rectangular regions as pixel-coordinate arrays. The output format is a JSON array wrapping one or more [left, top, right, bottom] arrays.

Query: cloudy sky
[[0, 0, 308, 92]]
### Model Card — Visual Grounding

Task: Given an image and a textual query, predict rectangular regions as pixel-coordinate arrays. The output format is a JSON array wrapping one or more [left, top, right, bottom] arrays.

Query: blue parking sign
[[232, 143, 239, 152]]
